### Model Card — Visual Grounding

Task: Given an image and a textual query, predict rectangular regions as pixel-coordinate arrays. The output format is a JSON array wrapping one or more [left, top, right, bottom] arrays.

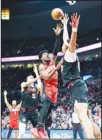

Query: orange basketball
[[51, 8, 64, 20]]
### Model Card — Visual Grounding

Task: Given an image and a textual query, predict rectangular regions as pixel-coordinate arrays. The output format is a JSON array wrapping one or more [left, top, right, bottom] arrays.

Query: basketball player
[[32, 23, 63, 138], [4, 90, 21, 139], [60, 13, 101, 138], [17, 64, 43, 138]]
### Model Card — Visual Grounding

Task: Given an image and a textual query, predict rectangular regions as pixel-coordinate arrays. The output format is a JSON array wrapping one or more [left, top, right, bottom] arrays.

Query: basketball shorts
[[69, 79, 88, 104], [9, 121, 19, 129], [19, 110, 38, 127]]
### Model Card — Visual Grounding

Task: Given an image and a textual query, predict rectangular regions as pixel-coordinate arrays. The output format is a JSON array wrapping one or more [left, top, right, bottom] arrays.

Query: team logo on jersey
[[22, 118, 26, 122]]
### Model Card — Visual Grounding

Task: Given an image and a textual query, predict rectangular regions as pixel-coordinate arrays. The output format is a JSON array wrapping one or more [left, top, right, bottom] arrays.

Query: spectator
[[72, 109, 84, 139]]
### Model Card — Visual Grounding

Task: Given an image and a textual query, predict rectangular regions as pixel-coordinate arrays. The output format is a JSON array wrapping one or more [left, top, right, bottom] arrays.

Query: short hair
[[38, 50, 48, 60], [26, 75, 34, 81]]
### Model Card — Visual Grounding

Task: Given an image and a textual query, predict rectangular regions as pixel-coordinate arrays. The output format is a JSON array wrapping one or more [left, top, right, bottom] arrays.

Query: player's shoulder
[[39, 63, 45, 71]]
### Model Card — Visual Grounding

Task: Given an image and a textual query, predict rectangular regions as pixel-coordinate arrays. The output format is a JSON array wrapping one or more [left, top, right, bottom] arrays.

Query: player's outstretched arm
[[33, 64, 43, 94], [21, 75, 41, 91], [16, 102, 22, 111], [39, 64, 56, 80], [51, 23, 63, 61], [39, 61, 61, 80], [62, 14, 69, 45], [4, 90, 12, 111], [69, 13, 80, 53], [60, 13, 69, 53]]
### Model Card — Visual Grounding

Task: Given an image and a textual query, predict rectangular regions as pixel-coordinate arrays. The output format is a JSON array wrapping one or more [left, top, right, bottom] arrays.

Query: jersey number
[[32, 94, 36, 99]]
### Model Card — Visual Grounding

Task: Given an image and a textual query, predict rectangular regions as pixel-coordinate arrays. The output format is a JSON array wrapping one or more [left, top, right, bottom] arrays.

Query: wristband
[[72, 28, 78, 32]]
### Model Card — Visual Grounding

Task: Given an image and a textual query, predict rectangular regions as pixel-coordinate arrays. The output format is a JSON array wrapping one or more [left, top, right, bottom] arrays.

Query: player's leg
[[17, 113, 28, 138], [37, 97, 51, 127], [7, 127, 13, 139], [71, 80, 95, 138], [13, 122, 19, 138], [18, 121, 26, 138], [75, 102, 95, 138], [45, 104, 52, 129], [15, 130, 19, 139], [32, 97, 51, 138], [44, 91, 56, 127], [30, 111, 41, 138], [87, 109, 101, 138], [37, 98, 50, 138]]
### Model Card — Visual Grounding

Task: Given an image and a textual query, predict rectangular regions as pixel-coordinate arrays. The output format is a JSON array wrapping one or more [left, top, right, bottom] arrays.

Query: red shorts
[[46, 85, 58, 104], [9, 121, 19, 129]]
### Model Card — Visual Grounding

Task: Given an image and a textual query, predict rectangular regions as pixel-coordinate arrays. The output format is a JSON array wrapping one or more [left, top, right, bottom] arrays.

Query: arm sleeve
[[64, 49, 76, 62], [52, 35, 60, 56]]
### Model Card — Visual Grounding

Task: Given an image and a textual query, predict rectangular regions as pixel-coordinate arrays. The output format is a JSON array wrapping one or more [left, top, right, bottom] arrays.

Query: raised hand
[[60, 13, 69, 25], [53, 23, 63, 35], [69, 13, 80, 28], [4, 90, 7, 96]]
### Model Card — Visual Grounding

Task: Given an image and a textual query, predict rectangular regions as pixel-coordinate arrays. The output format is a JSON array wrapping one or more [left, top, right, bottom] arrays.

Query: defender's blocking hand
[[69, 13, 80, 28]]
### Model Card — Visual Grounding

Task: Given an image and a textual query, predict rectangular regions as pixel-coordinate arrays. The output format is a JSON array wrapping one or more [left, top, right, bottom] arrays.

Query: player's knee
[[75, 103, 88, 121], [75, 107, 88, 123], [78, 114, 88, 123]]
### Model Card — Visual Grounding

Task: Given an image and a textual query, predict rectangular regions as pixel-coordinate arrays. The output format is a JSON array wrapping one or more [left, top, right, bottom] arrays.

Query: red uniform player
[[31, 23, 63, 138], [9, 108, 19, 129], [43, 60, 58, 104], [4, 90, 21, 139]]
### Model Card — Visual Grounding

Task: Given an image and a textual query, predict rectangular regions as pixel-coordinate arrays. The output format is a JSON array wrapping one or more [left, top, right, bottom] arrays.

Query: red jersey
[[43, 61, 58, 87], [10, 108, 19, 122]]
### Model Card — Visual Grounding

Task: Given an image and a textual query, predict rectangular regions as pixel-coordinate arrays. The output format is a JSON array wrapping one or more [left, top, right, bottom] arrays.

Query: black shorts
[[69, 79, 88, 104], [19, 110, 38, 127]]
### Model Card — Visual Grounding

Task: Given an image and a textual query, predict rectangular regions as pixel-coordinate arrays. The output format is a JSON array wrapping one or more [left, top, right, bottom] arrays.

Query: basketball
[[51, 8, 64, 20]]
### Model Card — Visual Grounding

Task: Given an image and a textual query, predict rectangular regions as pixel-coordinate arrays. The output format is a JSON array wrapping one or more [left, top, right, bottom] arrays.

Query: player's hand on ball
[[69, 13, 80, 28], [60, 13, 69, 25], [53, 23, 63, 35], [4, 90, 7, 96]]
